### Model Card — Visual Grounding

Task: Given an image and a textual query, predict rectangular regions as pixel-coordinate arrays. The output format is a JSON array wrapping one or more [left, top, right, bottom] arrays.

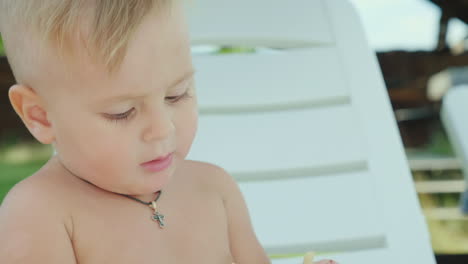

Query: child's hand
[[303, 252, 339, 264], [313, 261, 338, 264]]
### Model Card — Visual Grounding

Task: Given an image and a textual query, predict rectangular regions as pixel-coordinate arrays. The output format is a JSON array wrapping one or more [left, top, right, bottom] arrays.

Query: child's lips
[[140, 153, 173, 172]]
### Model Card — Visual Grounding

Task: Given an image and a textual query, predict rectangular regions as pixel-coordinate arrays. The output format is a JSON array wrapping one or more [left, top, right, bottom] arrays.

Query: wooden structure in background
[[0, 56, 30, 142], [427, 0, 468, 51], [372, 0, 468, 147]]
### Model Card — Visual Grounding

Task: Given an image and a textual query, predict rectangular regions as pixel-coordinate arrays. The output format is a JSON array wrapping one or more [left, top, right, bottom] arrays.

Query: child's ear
[[8, 84, 55, 144]]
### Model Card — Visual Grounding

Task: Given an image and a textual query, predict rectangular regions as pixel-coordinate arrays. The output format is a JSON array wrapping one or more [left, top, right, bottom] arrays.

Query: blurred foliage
[[0, 160, 46, 202], [419, 193, 468, 254], [429, 219, 468, 254], [428, 127, 455, 156], [0, 142, 51, 202], [0, 35, 4, 56], [217, 46, 256, 54]]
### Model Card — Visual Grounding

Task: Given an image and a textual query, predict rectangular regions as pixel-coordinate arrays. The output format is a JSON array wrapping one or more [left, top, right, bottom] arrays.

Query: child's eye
[[105, 108, 135, 122], [165, 90, 191, 104]]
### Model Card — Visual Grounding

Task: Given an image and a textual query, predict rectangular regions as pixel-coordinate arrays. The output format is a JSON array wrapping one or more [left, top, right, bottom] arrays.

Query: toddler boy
[[0, 1, 336, 263]]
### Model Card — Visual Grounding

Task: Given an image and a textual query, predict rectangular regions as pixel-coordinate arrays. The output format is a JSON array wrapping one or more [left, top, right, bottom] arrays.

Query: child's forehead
[[1, 1, 189, 99], [91, 69, 195, 106], [38, 3, 193, 99], [120, 70, 196, 97]]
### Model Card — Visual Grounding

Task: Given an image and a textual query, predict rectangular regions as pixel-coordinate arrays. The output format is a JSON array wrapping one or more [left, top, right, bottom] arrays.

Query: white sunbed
[[186, 0, 436, 263]]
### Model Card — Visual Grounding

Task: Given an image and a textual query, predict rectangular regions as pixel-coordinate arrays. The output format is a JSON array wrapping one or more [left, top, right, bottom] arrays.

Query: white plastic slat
[[272, 248, 391, 264], [188, 104, 367, 180], [194, 47, 349, 112], [185, 0, 334, 47], [241, 171, 384, 254]]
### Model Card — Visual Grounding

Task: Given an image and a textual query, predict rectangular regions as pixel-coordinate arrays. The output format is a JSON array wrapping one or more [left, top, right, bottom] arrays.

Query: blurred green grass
[[0, 160, 46, 202], [0, 142, 50, 202], [0, 36, 5, 56]]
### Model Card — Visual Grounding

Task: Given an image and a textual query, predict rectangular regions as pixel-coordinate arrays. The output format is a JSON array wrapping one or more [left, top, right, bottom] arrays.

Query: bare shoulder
[[180, 159, 228, 176], [1, 160, 74, 215], [181, 160, 270, 263], [180, 160, 236, 194], [1, 166, 62, 215], [0, 163, 76, 263]]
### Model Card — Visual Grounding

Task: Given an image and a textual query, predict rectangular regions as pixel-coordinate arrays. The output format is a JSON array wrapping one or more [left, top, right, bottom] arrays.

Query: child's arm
[[209, 164, 338, 264], [210, 165, 271, 264], [0, 181, 77, 264]]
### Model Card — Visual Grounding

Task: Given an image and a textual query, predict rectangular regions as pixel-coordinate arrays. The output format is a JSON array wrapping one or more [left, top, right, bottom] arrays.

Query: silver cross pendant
[[152, 212, 165, 228], [150, 201, 165, 228]]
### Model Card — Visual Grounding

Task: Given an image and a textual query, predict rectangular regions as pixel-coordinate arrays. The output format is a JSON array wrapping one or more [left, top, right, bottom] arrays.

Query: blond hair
[[0, 0, 170, 81]]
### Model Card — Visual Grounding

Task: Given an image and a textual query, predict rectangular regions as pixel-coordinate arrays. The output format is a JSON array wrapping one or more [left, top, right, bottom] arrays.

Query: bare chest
[[70, 192, 232, 264]]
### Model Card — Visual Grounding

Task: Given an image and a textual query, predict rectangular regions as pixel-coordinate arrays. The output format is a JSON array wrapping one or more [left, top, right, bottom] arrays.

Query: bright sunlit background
[[351, 0, 468, 258], [351, 0, 467, 51]]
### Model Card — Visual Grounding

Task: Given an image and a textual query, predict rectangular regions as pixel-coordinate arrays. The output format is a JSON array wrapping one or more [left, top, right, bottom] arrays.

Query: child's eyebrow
[[98, 70, 195, 104]]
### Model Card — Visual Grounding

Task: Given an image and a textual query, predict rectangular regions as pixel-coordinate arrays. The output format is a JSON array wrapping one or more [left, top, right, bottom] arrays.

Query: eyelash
[[105, 91, 192, 123], [105, 108, 135, 123], [165, 90, 191, 104]]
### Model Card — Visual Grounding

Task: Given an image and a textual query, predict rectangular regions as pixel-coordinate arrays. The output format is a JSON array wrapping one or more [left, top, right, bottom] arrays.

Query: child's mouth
[[140, 153, 173, 172]]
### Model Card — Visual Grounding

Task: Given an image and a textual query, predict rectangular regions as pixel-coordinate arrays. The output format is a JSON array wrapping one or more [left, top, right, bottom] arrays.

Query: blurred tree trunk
[[0, 56, 33, 143], [436, 10, 450, 52]]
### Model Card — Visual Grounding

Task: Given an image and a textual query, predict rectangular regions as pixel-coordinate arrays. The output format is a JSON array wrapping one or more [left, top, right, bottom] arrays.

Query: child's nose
[[142, 108, 175, 142]]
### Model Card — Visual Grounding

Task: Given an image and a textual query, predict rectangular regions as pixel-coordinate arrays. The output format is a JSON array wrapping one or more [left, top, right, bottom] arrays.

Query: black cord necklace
[[57, 159, 166, 228], [122, 191, 165, 228]]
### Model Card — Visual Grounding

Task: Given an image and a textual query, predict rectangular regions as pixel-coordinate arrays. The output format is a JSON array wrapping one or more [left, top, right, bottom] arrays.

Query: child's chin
[[145, 171, 173, 191]]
